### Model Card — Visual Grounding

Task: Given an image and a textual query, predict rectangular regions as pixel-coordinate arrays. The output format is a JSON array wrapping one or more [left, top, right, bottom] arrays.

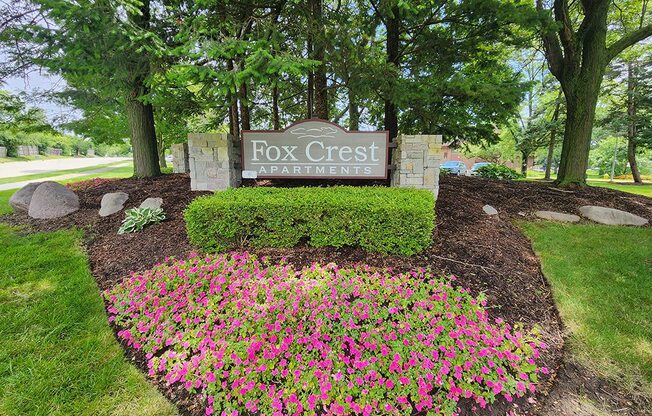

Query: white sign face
[[241, 120, 389, 179]]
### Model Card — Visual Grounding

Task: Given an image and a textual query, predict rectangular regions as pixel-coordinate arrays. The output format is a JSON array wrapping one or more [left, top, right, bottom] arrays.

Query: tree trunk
[[610, 138, 619, 180], [126, 89, 160, 178], [627, 139, 641, 183], [521, 151, 529, 176], [545, 91, 563, 180], [227, 59, 240, 137], [311, 0, 327, 119], [272, 84, 280, 130], [544, 133, 556, 180], [239, 82, 251, 131], [306, 6, 314, 119], [125, 0, 159, 178], [626, 60, 642, 183], [229, 97, 240, 138], [348, 90, 359, 130], [308, 0, 327, 119], [157, 133, 167, 169], [556, 76, 602, 186], [384, 5, 400, 140]]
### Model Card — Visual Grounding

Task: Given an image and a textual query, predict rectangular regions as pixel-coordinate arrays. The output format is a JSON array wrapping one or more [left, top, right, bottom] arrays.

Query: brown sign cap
[[241, 119, 389, 179]]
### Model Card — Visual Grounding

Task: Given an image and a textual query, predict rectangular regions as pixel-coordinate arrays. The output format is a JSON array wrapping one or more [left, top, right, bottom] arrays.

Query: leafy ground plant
[[476, 164, 522, 180], [118, 207, 165, 234], [106, 253, 548, 415]]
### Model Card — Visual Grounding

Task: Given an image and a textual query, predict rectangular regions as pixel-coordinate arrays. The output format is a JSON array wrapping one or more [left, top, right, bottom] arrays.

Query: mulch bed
[[4, 174, 651, 415]]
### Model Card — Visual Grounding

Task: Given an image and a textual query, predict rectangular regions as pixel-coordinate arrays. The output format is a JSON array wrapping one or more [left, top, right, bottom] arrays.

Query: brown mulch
[[4, 174, 651, 415]]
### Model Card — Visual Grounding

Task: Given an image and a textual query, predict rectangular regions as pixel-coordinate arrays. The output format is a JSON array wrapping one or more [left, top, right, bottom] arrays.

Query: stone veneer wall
[[46, 147, 63, 156], [0, 146, 6, 158], [188, 133, 241, 191], [17, 145, 39, 157], [390, 134, 443, 196], [171, 142, 190, 173]]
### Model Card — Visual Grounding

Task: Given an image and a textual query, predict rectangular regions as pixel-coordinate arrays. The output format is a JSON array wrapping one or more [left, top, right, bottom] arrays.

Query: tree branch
[[554, 0, 576, 55], [537, 0, 565, 79], [607, 24, 652, 62]]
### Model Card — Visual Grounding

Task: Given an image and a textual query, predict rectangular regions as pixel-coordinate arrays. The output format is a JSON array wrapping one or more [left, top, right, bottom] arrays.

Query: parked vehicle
[[440, 160, 467, 175], [470, 162, 492, 175]]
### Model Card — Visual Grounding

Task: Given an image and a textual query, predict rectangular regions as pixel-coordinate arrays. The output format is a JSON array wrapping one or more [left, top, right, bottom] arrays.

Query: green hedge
[[0, 130, 91, 157], [185, 187, 435, 255]]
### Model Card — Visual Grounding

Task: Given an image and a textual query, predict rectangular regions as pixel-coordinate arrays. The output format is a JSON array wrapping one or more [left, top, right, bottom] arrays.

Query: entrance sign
[[241, 119, 389, 179]]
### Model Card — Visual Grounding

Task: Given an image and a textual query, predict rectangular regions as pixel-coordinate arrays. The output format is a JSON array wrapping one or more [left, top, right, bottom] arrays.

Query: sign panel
[[242, 119, 389, 179]]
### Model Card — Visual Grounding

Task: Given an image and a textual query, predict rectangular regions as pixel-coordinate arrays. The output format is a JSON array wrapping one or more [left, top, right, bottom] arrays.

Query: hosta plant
[[117, 207, 165, 234], [106, 253, 548, 415]]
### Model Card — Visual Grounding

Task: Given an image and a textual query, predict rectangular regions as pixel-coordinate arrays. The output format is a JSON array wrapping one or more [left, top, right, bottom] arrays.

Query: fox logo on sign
[[241, 119, 389, 179]]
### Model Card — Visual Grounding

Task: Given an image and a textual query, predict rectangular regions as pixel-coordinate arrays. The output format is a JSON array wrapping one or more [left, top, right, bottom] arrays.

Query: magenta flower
[[105, 253, 545, 415]]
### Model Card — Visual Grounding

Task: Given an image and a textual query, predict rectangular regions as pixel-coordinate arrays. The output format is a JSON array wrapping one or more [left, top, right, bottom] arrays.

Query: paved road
[[0, 157, 131, 179], [0, 162, 132, 191]]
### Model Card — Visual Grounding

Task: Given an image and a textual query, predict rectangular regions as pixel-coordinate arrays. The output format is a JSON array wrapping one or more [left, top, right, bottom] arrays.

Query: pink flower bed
[[105, 253, 547, 415]]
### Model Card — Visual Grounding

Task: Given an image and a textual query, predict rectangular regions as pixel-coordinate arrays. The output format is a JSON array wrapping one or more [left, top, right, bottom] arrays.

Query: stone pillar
[[171, 143, 189, 173], [188, 133, 241, 191], [390, 134, 443, 197], [0, 147, 6, 158]]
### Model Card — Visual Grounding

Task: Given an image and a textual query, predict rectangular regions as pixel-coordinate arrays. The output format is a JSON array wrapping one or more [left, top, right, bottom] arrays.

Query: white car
[[440, 160, 468, 175]]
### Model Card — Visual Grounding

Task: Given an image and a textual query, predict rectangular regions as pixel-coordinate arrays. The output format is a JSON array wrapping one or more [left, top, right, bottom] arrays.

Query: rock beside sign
[[140, 197, 163, 210], [9, 182, 42, 212], [579, 205, 648, 226], [534, 210, 580, 223], [99, 192, 129, 217], [483, 204, 498, 216], [28, 181, 79, 219]]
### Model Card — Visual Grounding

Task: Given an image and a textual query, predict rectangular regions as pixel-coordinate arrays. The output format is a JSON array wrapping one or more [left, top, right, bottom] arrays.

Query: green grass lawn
[[58, 165, 135, 184], [0, 161, 130, 185], [0, 189, 13, 215], [0, 155, 73, 163], [586, 180, 652, 198], [522, 222, 652, 395], [0, 225, 176, 416], [523, 170, 652, 197]]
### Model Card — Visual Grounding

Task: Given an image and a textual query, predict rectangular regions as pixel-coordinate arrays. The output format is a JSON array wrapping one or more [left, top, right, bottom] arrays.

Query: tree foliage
[[537, 0, 652, 185], [1, 0, 544, 167]]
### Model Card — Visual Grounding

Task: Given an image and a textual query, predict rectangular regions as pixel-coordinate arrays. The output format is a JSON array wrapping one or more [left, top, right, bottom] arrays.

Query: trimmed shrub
[[105, 253, 547, 416], [475, 163, 522, 180], [184, 187, 435, 255]]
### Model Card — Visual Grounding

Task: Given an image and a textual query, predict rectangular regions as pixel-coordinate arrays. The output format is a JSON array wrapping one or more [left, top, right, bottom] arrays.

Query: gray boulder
[[99, 192, 129, 217], [28, 181, 79, 219], [534, 210, 580, 223], [9, 182, 42, 212], [579, 205, 648, 226], [139, 197, 163, 210], [482, 204, 498, 216]]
